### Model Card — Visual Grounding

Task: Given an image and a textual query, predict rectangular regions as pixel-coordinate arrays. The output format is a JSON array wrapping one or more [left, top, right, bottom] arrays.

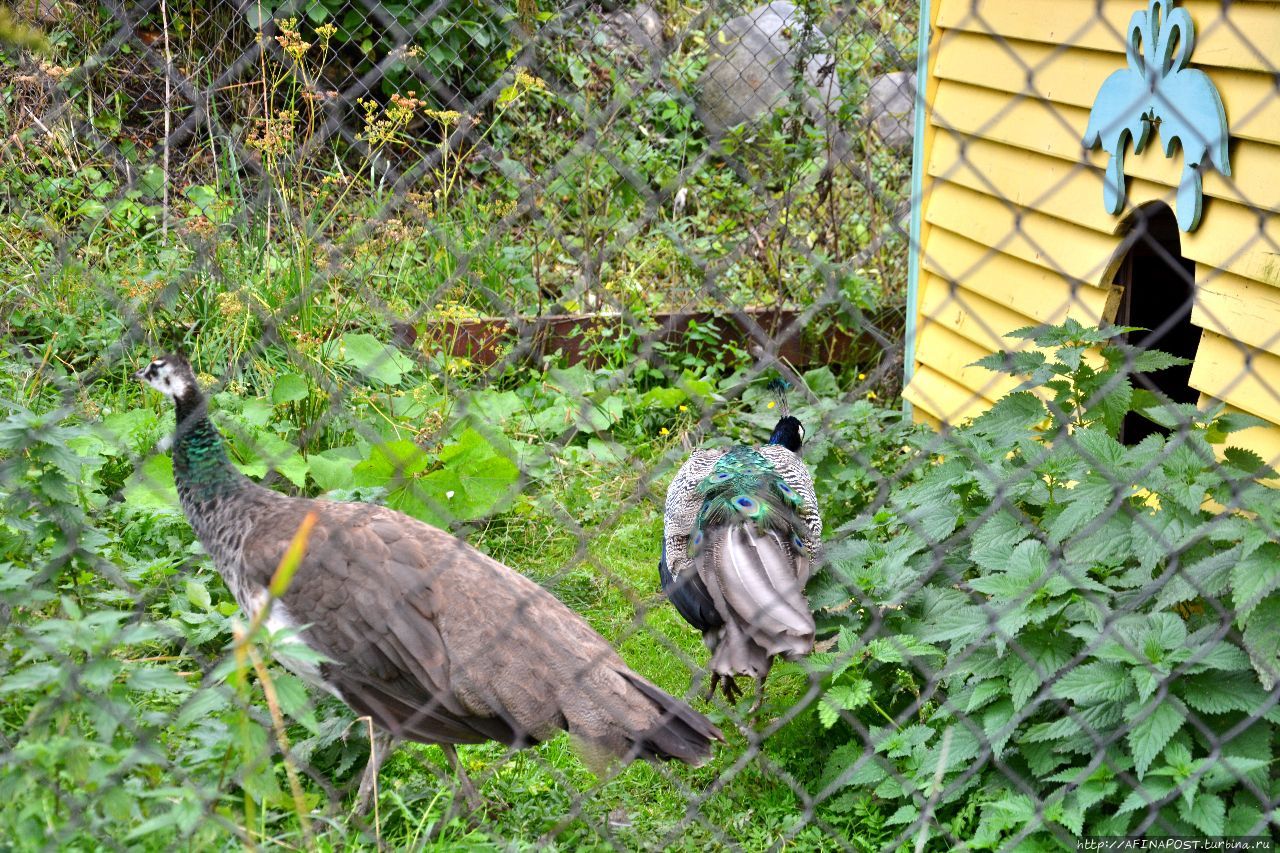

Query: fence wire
[[1, 0, 1278, 849]]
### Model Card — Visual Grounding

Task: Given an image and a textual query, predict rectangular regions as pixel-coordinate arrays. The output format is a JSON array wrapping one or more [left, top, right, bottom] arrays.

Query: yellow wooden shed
[[903, 0, 1280, 456]]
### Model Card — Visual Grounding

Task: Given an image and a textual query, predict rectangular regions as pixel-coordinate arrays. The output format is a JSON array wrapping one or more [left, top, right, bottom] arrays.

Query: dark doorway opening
[[1111, 203, 1200, 445]]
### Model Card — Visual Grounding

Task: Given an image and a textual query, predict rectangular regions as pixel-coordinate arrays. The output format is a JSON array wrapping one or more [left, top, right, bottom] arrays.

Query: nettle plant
[[804, 321, 1280, 846]]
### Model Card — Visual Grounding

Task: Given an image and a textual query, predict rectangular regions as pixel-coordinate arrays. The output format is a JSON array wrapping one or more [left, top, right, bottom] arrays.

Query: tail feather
[[618, 671, 724, 764], [720, 526, 811, 643], [696, 524, 815, 678], [569, 670, 724, 770]]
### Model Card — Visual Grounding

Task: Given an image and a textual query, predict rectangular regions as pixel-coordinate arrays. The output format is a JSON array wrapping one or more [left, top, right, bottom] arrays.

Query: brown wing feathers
[[244, 500, 721, 764]]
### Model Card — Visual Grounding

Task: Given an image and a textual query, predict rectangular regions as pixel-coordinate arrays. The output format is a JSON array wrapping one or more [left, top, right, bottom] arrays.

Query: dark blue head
[[768, 415, 805, 453]]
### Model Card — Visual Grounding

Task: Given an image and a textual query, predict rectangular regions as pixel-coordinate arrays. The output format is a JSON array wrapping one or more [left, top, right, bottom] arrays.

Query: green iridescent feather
[[688, 447, 806, 558]]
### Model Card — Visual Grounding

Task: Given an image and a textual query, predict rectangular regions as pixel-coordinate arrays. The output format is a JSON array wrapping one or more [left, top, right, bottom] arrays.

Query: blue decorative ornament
[[1082, 0, 1230, 232]]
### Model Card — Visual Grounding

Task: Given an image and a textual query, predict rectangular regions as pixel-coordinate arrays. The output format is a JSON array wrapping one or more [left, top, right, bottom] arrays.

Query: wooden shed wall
[[905, 0, 1280, 465]]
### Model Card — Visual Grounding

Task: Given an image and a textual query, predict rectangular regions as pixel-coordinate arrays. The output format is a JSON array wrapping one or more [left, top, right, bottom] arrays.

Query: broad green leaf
[[309, 445, 364, 492], [1231, 542, 1280, 621], [546, 364, 595, 397], [1051, 662, 1134, 705], [1216, 411, 1270, 434], [185, 579, 212, 611], [1179, 792, 1226, 836], [1070, 427, 1128, 472], [234, 431, 309, 488], [803, 366, 840, 396], [1222, 446, 1273, 477], [123, 454, 181, 513], [1241, 594, 1280, 689], [881, 803, 917, 826], [1154, 545, 1238, 608], [973, 350, 1047, 377], [1132, 350, 1191, 372], [969, 392, 1046, 445], [1024, 714, 1080, 744], [1179, 671, 1268, 715], [237, 398, 273, 428], [271, 373, 309, 404], [0, 663, 63, 694], [270, 672, 318, 733], [1126, 699, 1186, 779], [819, 679, 872, 728], [1116, 776, 1174, 815], [354, 439, 433, 483], [175, 687, 229, 728], [339, 333, 416, 386], [465, 389, 525, 422], [964, 678, 1006, 713], [127, 665, 191, 694], [970, 510, 1032, 572], [820, 743, 887, 790], [1047, 474, 1116, 545]]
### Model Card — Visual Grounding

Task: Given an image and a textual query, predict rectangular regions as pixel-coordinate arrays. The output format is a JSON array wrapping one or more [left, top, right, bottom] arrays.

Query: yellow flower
[[767, 400, 776, 409], [659, 427, 670, 436], [866, 391, 878, 401], [857, 372, 867, 381], [678, 405, 688, 412]]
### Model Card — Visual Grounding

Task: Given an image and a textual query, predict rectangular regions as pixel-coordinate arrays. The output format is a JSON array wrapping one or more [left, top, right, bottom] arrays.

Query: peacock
[[660, 382, 821, 712], [135, 354, 722, 809]]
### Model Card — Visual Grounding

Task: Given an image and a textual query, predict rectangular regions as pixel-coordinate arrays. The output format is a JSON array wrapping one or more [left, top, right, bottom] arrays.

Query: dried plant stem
[[365, 716, 381, 846], [246, 642, 314, 847]]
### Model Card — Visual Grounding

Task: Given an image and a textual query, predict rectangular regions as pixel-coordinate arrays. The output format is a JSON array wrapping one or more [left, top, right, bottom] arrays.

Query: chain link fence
[[1, 0, 1277, 848]]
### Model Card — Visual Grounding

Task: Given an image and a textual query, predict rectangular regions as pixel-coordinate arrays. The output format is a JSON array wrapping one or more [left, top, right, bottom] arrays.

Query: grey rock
[[697, 1, 841, 138], [597, 3, 665, 58], [866, 70, 916, 151]]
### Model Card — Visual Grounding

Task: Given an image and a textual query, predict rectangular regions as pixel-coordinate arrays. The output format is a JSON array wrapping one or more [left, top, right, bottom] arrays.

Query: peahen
[[136, 354, 722, 809], [660, 383, 821, 712]]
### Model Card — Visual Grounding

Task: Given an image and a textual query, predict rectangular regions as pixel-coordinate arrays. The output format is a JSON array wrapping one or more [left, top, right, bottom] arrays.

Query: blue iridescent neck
[[173, 390, 245, 498]]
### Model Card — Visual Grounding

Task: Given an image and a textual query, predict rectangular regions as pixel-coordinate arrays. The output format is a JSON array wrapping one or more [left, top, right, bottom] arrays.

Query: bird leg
[[748, 659, 775, 718], [748, 677, 767, 716], [442, 743, 482, 813], [355, 730, 396, 813], [704, 673, 720, 702]]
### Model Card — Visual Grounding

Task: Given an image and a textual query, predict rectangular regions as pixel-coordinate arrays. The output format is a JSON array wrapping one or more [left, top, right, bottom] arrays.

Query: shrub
[[803, 321, 1280, 846]]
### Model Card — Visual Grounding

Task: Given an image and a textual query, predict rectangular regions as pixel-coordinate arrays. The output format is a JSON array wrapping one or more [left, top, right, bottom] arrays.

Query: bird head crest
[[766, 377, 791, 417]]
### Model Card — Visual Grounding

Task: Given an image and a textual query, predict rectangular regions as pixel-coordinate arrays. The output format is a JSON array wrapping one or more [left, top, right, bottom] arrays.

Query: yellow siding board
[[904, 363, 995, 425], [930, 133, 1280, 287], [1193, 266, 1280, 358], [932, 30, 1280, 146], [919, 272, 1108, 368], [928, 131, 1122, 233], [920, 273, 1044, 353], [1189, 331, 1280, 427], [917, 321, 1023, 402], [931, 79, 1280, 213], [922, 227, 1111, 323], [1181, 207, 1280, 290], [924, 181, 1120, 284], [913, 408, 945, 430], [934, 0, 1280, 74], [1200, 397, 1280, 480]]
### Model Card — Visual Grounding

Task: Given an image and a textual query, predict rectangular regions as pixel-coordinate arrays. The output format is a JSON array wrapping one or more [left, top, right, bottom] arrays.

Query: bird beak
[[134, 367, 147, 381]]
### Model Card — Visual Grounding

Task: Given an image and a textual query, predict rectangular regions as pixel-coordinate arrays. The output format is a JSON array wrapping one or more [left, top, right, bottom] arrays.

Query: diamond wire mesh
[[1, 0, 1278, 849]]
